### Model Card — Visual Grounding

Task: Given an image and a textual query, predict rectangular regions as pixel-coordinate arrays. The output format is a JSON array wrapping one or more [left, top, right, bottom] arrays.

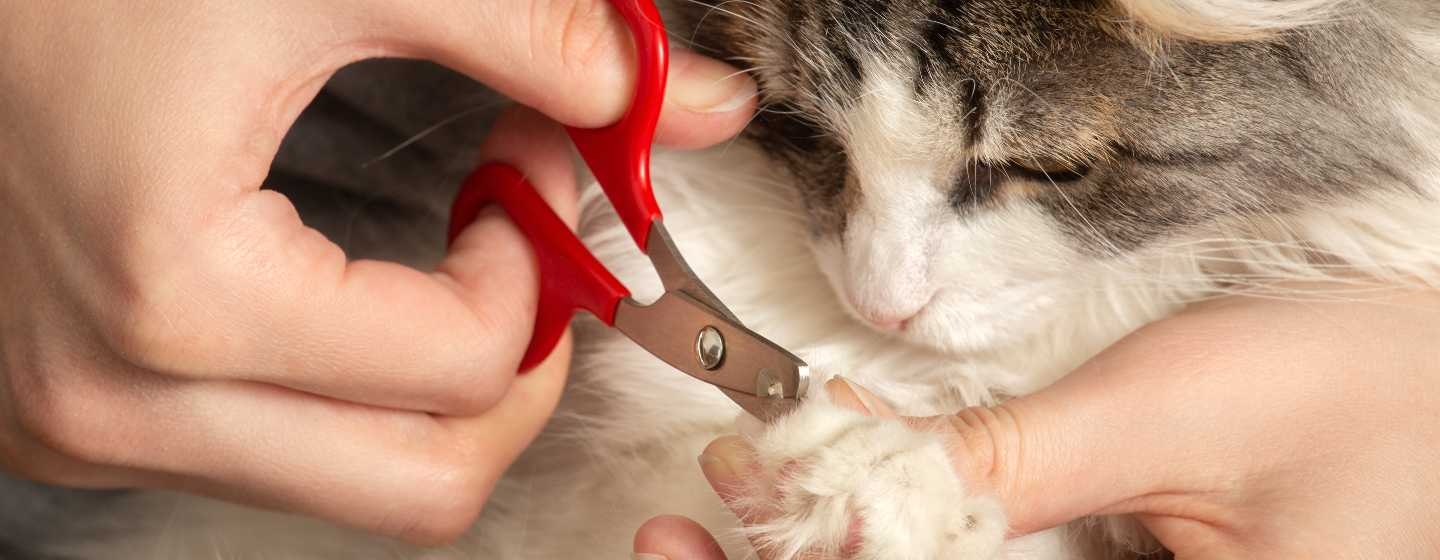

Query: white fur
[[1110, 0, 1356, 41], [818, 57, 1094, 358], [830, 60, 944, 327], [732, 385, 1006, 560]]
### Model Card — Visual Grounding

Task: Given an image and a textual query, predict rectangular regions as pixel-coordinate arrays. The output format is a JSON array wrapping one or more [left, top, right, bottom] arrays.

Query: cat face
[[679, 0, 1422, 353]]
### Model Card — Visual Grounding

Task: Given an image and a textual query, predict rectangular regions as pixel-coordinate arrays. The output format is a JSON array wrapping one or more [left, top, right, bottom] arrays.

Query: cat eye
[[1008, 157, 1091, 183]]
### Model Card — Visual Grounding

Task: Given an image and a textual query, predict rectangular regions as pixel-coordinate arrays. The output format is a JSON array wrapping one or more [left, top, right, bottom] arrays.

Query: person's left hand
[[635, 284, 1440, 559]]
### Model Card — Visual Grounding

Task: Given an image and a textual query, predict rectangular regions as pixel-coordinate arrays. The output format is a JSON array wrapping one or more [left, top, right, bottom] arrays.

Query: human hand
[[0, 0, 756, 544], [637, 285, 1440, 558]]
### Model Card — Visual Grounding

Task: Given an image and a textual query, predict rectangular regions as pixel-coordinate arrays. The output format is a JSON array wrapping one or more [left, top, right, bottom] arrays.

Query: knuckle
[[4, 322, 139, 472], [14, 382, 119, 467], [0, 448, 60, 486], [99, 273, 209, 376], [471, 297, 529, 356], [0, 441, 97, 487], [0, 430, 44, 481], [431, 332, 520, 416], [386, 455, 491, 545], [432, 358, 512, 414], [552, 0, 621, 70], [946, 406, 1013, 493], [435, 376, 508, 417]]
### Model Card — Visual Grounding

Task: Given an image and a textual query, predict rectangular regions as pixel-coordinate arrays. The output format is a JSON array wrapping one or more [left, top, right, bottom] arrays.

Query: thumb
[[350, 0, 758, 148], [831, 378, 1117, 534], [633, 515, 729, 560], [905, 317, 1242, 537]]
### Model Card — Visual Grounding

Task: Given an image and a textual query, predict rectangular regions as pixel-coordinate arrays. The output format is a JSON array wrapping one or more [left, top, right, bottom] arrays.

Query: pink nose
[[870, 319, 908, 331], [856, 309, 919, 332], [846, 288, 935, 332]]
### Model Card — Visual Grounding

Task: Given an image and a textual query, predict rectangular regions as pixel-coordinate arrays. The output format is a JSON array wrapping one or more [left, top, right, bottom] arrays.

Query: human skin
[[0, 0, 756, 545], [637, 284, 1440, 558]]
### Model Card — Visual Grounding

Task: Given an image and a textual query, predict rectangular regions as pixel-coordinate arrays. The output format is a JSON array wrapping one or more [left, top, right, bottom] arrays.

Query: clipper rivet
[[756, 369, 784, 399], [696, 326, 725, 370]]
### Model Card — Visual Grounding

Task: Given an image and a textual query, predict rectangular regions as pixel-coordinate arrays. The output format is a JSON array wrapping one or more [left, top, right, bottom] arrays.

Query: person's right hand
[[640, 284, 1440, 558], [0, 0, 756, 544]]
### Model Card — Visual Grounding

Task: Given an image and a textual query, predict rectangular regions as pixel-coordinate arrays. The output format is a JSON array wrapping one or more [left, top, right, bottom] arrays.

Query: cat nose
[[849, 296, 929, 332], [860, 312, 913, 331], [839, 208, 937, 332], [840, 262, 934, 332]]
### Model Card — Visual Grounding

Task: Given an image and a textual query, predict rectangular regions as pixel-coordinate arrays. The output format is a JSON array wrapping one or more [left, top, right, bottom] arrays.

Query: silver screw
[[695, 326, 725, 370], [756, 369, 784, 399]]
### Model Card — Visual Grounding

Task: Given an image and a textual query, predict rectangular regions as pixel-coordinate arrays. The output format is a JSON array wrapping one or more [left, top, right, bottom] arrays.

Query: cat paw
[[721, 390, 1006, 559]]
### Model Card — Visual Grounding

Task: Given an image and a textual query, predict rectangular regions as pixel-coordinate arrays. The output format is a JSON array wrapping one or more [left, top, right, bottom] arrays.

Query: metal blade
[[716, 386, 806, 423], [643, 221, 742, 324], [613, 292, 809, 420]]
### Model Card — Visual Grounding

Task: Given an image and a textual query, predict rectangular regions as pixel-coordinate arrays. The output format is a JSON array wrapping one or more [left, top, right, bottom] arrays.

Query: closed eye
[[1008, 156, 1091, 183]]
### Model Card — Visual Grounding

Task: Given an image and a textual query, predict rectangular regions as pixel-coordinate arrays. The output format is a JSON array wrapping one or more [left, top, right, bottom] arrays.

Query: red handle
[[566, 0, 668, 249], [448, 163, 631, 372]]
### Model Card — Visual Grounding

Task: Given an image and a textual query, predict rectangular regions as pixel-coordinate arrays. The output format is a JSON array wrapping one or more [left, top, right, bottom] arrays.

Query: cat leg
[[724, 392, 1006, 560]]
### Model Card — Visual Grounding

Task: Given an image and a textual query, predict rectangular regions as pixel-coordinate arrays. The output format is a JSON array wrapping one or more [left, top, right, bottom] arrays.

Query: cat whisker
[[994, 77, 1056, 111], [673, 0, 767, 33], [921, 18, 964, 36], [1025, 155, 1131, 262], [361, 102, 503, 168], [717, 99, 772, 156]]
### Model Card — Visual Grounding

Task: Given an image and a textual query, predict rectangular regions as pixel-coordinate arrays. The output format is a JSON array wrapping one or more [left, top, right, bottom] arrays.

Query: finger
[[701, 433, 840, 560], [901, 295, 1385, 537], [699, 436, 767, 523], [454, 104, 581, 231], [430, 328, 575, 525], [437, 103, 583, 380], [699, 435, 799, 559], [699, 434, 852, 560], [699, 379, 887, 557], [0, 428, 174, 491], [634, 515, 730, 560], [657, 49, 761, 150], [899, 345, 1184, 536], [21, 365, 474, 542], [343, 0, 757, 147], [120, 103, 578, 418], [55, 330, 570, 546], [826, 377, 897, 418]]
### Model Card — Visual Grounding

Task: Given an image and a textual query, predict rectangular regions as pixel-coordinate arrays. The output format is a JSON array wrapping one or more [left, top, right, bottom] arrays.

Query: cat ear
[[1103, 0, 1352, 44]]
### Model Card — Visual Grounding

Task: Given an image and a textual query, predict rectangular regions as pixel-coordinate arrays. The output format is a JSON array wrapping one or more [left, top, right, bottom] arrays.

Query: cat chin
[[815, 278, 1073, 357], [899, 283, 1069, 355], [809, 230, 1079, 357]]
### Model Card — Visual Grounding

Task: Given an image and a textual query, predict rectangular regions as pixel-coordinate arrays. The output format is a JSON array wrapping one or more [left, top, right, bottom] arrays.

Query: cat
[[5, 0, 1440, 558]]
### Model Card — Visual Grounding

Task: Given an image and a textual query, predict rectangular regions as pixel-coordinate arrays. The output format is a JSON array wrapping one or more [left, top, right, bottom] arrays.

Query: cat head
[[677, 0, 1434, 354]]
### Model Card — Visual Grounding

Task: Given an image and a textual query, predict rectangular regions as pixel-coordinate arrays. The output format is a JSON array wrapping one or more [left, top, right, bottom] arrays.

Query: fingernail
[[669, 52, 757, 114], [698, 436, 749, 483], [828, 376, 885, 416], [633, 554, 668, 560]]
